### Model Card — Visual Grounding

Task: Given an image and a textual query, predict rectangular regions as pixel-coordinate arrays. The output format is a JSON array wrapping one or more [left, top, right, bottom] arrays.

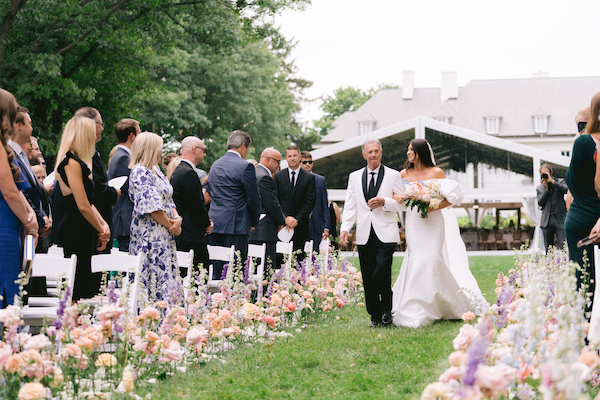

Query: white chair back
[[589, 245, 600, 341], [46, 245, 64, 257], [207, 245, 235, 290], [91, 252, 143, 317], [247, 243, 266, 284], [276, 241, 293, 269], [176, 250, 194, 296], [304, 240, 314, 268]]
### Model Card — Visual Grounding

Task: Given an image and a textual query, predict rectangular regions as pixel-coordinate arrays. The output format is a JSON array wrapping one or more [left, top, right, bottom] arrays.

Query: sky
[[275, 0, 600, 125]]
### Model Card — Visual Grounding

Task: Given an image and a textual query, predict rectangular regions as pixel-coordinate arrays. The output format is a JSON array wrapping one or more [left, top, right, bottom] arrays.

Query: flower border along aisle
[[422, 248, 600, 400], [0, 249, 363, 399]]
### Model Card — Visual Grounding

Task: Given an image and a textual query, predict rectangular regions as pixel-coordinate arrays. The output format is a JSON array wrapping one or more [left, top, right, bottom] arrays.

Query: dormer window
[[534, 115, 549, 134], [359, 122, 373, 136], [485, 117, 500, 134], [434, 117, 451, 124]]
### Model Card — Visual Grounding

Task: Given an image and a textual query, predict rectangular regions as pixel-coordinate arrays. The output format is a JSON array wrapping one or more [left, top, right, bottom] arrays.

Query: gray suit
[[537, 178, 568, 253]]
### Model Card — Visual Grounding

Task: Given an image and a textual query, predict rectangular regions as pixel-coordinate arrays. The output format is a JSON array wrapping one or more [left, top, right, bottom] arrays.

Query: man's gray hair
[[361, 138, 382, 152], [227, 130, 251, 150]]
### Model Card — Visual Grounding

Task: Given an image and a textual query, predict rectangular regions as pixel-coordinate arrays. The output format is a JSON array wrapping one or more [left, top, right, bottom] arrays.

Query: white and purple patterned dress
[[129, 165, 178, 301]]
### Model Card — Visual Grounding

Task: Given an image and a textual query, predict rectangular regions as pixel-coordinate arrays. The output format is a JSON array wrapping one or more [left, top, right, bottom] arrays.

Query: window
[[434, 117, 451, 124], [534, 116, 548, 134], [359, 122, 373, 136], [561, 150, 570, 157], [485, 117, 500, 134]]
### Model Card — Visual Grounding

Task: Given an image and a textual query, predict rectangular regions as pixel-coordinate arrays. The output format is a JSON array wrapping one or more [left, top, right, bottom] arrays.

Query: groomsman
[[339, 139, 403, 327], [207, 130, 260, 273], [108, 118, 139, 252], [273, 145, 316, 257], [171, 136, 213, 272], [300, 151, 330, 249]]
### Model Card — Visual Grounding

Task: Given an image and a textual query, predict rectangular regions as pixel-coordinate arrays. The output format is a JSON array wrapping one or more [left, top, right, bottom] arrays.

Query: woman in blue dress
[[128, 132, 182, 302], [0, 89, 38, 308]]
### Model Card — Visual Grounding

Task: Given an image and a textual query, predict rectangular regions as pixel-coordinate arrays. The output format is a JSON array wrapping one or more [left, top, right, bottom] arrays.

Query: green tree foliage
[[0, 0, 310, 166]]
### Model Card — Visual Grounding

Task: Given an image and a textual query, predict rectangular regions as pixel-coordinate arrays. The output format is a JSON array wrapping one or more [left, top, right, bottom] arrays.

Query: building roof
[[321, 76, 600, 143]]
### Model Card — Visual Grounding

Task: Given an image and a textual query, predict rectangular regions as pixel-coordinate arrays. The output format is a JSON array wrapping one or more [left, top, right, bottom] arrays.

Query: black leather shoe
[[370, 318, 382, 328], [381, 311, 393, 326]]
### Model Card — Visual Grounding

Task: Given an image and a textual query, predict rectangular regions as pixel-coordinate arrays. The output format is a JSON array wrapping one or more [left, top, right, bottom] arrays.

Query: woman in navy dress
[[128, 132, 182, 302], [54, 116, 111, 300], [0, 89, 38, 308]]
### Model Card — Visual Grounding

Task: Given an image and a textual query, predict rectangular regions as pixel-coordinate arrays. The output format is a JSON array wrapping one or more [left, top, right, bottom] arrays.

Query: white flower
[[429, 198, 441, 209]]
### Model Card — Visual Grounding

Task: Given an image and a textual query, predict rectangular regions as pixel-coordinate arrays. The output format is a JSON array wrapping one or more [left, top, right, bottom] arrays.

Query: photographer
[[537, 164, 568, 253]]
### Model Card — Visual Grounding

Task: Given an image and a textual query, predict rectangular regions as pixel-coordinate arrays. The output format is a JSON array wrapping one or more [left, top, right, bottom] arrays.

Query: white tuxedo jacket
[[340, 165, 404, 245]]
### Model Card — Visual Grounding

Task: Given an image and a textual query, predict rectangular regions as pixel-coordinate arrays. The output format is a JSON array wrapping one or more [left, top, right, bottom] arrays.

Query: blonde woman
[[55, 116, 110, 300], [128, 132, 182, 301]]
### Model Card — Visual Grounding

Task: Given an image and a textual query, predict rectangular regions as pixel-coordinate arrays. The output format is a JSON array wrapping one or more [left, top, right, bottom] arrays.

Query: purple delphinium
[[243, 257, 250, 285], [107, 280, 118, 305], [54, 286, 72, 331], [340, 259, 348, 272], [462, 336, 488, 386], [299, 260, 307, 285], [168, 279, 184, 308], [221, 263, 229, 281], [497, 286, 512, 307]]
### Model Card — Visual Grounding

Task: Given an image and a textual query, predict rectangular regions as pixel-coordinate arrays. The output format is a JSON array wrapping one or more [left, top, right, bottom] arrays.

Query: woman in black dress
[[55, 116, 110, 300]]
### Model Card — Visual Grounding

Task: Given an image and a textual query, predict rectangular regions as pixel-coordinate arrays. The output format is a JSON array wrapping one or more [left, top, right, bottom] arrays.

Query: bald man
[[249, 148, 295, 272], [170, 136, 213, 273]]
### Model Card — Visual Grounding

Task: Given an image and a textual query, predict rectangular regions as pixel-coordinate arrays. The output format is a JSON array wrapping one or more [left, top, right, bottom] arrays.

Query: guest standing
[[0, 89, 38, 308], [565, 91, 600, 314], [55, 116, 111, 300], [536, 163, 568, 253], [128, 132, 182, 301], [300, 151, 330, 250]]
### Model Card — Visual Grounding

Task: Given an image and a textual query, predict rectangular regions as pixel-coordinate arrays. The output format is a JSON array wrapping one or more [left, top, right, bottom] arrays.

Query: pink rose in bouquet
[[399, 179, 443, 218]]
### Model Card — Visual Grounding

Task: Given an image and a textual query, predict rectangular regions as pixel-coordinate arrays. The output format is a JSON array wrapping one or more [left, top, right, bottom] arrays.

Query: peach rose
[[121, 370, 134, 393], [64, 343, 82, 359], [448, 351, 465, 367], [452, 324, 478, 350], [439, 366, 461, 383], [475, 364, 515, 393], [421, 382, 453, 400], [461, 312, 476, 322], [76, 337, 94, 352], [0, 343, 13, 368], [97, 304, 124, 322], [155, 301, 168, 309], [285, 302, 296, 312], [5, 353, 24, 374], [17, 382, 46, 400], [95, 353, 118, 367], [145, 331, 160, 343]]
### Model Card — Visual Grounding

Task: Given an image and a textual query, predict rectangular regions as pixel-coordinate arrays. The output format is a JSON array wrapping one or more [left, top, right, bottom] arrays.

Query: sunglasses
[[301, 160, 313, 165], [578, 121, 587, 133], [269, 157, 281, 164]]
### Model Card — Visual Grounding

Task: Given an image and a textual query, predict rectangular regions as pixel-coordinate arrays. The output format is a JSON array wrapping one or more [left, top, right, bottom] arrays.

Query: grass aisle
[[130, 255, 515, 400]]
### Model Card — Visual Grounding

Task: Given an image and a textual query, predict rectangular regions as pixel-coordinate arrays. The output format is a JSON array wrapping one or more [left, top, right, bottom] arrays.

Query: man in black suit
[[537, 163, 568, 254], [8, 107, 51, 239], [108, 118, 139, 252], [273, 145, 316, 257], [250, 148, 294, 272], [74, 107, 120, 253], [300, 151, 330, 250], [171, 136, 213, 273], [208, 130, 260, 273]]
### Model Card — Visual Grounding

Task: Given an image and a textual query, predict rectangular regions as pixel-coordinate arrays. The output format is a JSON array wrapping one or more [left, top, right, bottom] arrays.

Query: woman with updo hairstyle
[[55, 115, 111, 301], [0, 88, 38, 308]]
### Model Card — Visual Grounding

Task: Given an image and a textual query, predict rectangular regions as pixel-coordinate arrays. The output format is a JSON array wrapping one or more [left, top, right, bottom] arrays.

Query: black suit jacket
[[250, 164, 286, 243], [537, 178, 568, 228], [273, 167, 316, 243], [107, 147, 133, 238], [170, 160, 210, 246], [93, 149, 118, 226], [11, 149, 47, 227]]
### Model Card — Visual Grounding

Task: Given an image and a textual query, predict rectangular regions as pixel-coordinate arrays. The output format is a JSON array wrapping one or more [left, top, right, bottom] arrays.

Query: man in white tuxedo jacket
[[339, 139, 403, 327]]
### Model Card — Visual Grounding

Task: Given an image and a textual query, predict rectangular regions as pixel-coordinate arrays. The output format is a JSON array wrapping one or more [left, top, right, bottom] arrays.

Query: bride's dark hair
[[404, 138, 436, 170]]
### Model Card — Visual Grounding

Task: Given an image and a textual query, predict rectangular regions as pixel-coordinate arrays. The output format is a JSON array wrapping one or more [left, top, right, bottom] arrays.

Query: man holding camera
[[537, 163, 568, 253]]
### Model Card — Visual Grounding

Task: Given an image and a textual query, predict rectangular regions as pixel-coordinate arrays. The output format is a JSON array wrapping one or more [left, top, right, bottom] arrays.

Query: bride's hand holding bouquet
[[393, 179, 445, 218]]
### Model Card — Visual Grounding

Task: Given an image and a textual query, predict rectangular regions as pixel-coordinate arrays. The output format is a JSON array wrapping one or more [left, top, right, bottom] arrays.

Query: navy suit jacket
[[170, 161, 210, 245], [249, 164, 286, 243], [10, 146, 47, 227], [308, 173, 330, 244], [208, 151, 260, 236], [108, 146, 133, 238]]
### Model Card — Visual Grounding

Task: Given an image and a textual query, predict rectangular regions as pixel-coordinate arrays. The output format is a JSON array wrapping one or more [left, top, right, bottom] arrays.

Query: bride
[[391, 139, 488, 328]]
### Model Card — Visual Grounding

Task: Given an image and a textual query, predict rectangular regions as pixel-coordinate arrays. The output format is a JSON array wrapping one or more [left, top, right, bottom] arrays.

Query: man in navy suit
[[208, 130, 260, 276], [108, 118, 139, 252], [273, 145, 316, 258], [171, 136, 213, 273], [300, 151, 330, 250], [250, 148, 295, 272], [8, 107, 51, 239]]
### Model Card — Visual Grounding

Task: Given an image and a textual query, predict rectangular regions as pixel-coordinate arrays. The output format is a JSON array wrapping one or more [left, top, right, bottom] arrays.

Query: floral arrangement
[[399, 178, 442, 218], [421, 248, 600, 400], [0, 249, 363, 399]]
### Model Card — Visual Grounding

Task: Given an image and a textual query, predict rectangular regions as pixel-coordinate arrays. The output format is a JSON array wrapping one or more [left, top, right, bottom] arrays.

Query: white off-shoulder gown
[[392, 179, 489, 328]]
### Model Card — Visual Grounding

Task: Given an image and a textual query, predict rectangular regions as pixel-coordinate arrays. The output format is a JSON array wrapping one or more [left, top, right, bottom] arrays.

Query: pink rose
[[64, 343, 82, 359], [5, 353, 24, 374], [404, 184, 420, 199], [186, 328, 207, 345], [143, 307, 160, 320], [461, 312, 476, 322], [0, 344, 12, 369], [17, 382, 46, 400], [475, 364, 515, 393], [97, 305, 124, 322], [145, 331, 159, 343], [448, 351, 465, 367], [159, 341, 183, 363], [452, 324, 479, 350], [335, 298, 344, 308], [285, 302, 296, 312], [439, 366, 461, 382], [24, 334, 51, 350]]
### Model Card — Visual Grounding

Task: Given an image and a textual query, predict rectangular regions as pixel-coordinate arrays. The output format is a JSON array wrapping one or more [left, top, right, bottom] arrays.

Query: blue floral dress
[[129, 165, 178, 301]]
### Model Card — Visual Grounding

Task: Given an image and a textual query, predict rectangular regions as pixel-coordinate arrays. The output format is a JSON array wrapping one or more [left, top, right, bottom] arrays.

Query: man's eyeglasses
[[301, 160, 313, 165], [193, 146, 207, 153], [269, 157, 281, 165], [96, 121, 105, 128]]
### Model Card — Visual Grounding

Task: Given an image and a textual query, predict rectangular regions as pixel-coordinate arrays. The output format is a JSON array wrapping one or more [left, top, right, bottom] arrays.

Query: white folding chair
[[207, 245, 235, 291], [176, 250, 194, 296], [589, 246, 600, 341], [319, 238, 330, 269], [304, 240, 314, 268], [91, 252, 143, 317], [276, 241, 294, 269], [22, 254, 77, 327], [47, 245, 64, 257], [247, 243, 266, 285]]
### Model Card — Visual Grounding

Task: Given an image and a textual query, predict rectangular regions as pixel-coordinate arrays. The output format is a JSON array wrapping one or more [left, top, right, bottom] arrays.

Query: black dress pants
[[357, 228, 396, 322]]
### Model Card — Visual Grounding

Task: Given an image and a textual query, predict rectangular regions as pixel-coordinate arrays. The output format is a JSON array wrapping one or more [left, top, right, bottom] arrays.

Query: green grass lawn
[[127, 255, 514, 400]]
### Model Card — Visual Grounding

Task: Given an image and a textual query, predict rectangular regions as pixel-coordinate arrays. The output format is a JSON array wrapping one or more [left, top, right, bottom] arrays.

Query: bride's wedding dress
[[392, 179, 489, 328]]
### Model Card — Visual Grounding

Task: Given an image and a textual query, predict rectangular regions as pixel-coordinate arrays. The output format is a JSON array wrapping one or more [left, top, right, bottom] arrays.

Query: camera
[[541, 173, 549, 180]]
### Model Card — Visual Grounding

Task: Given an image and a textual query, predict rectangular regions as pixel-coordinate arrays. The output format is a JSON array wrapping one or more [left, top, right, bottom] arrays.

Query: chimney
[[441, 71, 458, 102], [402, 70, 414, 100]]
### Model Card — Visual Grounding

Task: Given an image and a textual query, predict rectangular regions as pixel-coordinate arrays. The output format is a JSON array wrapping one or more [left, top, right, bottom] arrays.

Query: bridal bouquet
[[399, 179, 442, 218]]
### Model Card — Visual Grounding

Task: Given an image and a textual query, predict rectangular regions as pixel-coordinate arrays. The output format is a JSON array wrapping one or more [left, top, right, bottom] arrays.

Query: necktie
[[291, 171, 296, 187], [368, 172, 376, 199]]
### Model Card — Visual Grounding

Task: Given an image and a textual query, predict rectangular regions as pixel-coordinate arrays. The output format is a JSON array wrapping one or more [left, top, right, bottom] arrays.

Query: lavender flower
[[243, 257, 250, 285], [462, 336, 488, 386], [107, 280, 118, 305], [221, 263, 229, 281], [54, 286, 72, 331]]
